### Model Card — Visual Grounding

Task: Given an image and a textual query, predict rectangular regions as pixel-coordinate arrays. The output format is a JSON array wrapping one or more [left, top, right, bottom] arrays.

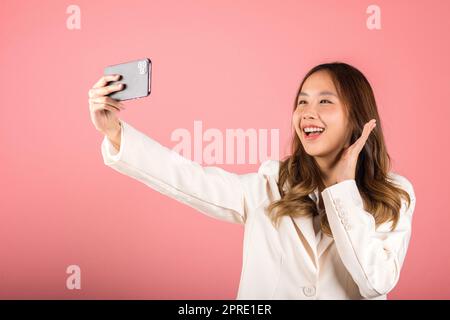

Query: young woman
[[88, 62, 416, 300]]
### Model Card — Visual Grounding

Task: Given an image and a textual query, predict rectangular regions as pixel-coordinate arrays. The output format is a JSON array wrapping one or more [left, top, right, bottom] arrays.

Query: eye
[[297, 99, 332, 106]]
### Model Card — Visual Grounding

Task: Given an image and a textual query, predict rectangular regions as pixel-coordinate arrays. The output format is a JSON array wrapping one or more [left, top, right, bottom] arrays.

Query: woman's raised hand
[[88, 74, 126, 136], [334, 119, 377, 184]]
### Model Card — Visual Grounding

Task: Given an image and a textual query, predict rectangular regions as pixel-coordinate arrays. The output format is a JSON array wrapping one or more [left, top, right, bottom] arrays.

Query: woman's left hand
[[334, 119, 377, 184]]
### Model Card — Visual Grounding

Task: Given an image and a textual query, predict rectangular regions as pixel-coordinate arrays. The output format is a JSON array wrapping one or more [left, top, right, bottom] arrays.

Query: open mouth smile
[[303, 127, 325, 141]]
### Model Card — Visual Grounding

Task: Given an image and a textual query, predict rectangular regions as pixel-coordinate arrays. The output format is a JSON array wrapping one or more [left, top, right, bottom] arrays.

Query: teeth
[[303, 127, 324, 133]]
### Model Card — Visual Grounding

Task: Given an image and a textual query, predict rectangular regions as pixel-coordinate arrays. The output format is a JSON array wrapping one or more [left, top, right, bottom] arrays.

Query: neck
[[315, 133, 352, 189], [314, 147, 345, 189]]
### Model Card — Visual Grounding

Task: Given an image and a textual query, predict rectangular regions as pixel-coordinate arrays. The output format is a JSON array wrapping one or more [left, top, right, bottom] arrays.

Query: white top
[[101, 119, 416, 300]]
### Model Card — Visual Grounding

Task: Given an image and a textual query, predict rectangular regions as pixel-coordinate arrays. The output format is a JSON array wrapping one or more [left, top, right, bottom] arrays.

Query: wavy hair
[[267, 62, 412, 237]]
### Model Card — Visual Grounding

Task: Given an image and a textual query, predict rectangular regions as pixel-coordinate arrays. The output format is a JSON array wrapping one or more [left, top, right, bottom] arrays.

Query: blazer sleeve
[[320, 176, 416, 299], [101, 119, 267, 225]]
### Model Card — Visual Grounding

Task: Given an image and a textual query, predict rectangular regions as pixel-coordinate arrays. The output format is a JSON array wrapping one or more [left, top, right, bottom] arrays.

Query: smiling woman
[[94, 61, 415, 300], [271, 62, 412, 237]]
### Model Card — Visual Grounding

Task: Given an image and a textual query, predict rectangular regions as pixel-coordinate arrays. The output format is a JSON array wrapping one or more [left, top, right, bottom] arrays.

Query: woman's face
[[292, 70, 352, 158]]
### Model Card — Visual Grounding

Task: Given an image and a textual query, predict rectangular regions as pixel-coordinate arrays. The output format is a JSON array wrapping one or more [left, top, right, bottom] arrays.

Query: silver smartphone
[[103, 58, 152, 101]]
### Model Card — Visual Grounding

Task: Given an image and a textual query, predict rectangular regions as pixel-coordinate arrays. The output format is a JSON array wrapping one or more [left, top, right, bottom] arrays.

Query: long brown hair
[[267, 62, 412, 237]]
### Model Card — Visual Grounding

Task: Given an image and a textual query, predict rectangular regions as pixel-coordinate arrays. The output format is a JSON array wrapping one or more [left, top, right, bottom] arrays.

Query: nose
[[301, 105, 319, 120]]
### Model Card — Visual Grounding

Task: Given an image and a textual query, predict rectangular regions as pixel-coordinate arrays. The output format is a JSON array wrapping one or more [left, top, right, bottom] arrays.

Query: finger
[[89, 83, 125, 98], [92, 74, 121, 89], [90, 96, 126, 110], [90, 101, 121, 112], [359, 119, 376, 146], [351, 119, 376, 153], [362, 119, 376, 137], [90, 103, 121, 113]]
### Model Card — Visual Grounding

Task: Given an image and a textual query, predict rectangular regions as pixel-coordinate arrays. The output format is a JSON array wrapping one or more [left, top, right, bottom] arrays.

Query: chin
[[302, 142, 331, 158], [304, 148, 326, 157]]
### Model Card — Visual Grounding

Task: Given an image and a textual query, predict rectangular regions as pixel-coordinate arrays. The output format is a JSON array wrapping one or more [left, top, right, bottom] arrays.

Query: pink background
[[1, 0, 449, 299]]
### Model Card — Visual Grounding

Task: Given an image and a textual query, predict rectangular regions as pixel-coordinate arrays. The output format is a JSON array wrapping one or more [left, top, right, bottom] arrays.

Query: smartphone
[[103, 58, 152, 101]]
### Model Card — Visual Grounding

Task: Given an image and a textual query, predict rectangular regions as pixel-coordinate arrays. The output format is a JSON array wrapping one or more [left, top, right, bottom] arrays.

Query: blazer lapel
[[317, 232, 334, 258], [299, 188, 334, 260], [277, 214, 317, 275], [267, 177, 333, 271], [291, 213, 318, 264]]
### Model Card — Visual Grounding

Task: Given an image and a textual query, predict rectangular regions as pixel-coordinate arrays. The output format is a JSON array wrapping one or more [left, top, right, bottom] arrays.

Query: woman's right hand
[[88, 74, 126, 136]]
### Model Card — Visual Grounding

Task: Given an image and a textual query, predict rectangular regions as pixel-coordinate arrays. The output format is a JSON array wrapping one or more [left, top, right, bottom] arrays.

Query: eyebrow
[[299, 91, 338, 97]]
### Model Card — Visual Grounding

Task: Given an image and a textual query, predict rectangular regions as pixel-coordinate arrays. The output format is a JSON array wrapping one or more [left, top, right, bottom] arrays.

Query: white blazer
[[101, 119, 416, 300]]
